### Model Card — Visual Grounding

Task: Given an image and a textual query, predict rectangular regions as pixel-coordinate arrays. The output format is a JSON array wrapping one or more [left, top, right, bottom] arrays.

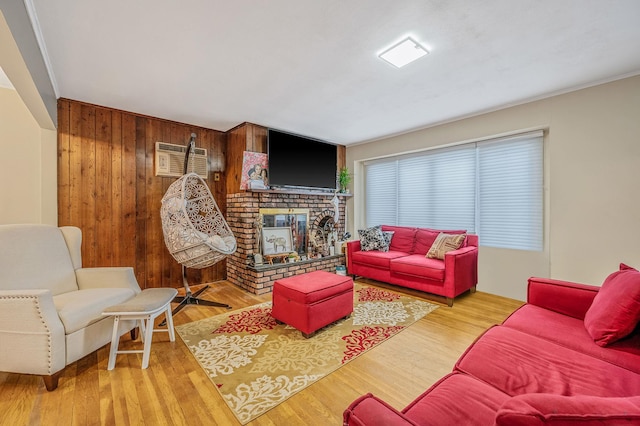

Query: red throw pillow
[[583, 265, 640, 346], [495, 394, 640, 425]]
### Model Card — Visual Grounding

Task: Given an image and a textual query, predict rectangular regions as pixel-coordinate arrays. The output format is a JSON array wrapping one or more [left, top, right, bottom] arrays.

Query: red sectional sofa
[[344, 275, 640, 425], [347, 225, 478, 306]]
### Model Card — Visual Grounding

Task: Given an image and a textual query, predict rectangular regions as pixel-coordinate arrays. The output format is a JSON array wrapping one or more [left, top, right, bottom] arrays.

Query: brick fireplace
[[226, 191, 348, 294]]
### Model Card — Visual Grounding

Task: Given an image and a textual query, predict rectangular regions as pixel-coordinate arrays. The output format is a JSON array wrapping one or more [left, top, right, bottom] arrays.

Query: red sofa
[[344, 275, 640, 425], [347, 225, 478, 306]]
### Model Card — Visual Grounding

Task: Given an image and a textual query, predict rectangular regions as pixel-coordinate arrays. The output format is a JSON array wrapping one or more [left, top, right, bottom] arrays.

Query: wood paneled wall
[[57, 99, 227, 289], [225, 122, 268, 194]]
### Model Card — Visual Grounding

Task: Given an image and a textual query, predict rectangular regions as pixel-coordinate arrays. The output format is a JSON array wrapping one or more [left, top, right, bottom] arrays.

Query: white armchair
[[0, 224, 141, 390]]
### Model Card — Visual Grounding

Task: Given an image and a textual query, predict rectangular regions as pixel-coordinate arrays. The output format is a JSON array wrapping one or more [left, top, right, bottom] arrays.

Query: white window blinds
[[365, 161, 398, 226], [477, 134, 543, 250], [364, 131, 543, 251]]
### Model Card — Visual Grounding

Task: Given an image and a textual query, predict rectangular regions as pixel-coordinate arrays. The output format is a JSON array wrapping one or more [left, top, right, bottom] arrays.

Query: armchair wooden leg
[[446, 297, 454, 307], [130, 326, 139, 340], [470, 285, 477, 294], [43, 371, 62, 391]]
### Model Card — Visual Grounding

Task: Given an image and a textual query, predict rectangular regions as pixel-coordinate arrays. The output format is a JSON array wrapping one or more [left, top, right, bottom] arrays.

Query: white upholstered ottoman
[[102, 287, 177, 370]]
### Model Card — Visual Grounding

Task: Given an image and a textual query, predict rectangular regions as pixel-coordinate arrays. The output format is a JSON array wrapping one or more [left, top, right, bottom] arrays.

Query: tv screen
[[267, 129, 337, 190]]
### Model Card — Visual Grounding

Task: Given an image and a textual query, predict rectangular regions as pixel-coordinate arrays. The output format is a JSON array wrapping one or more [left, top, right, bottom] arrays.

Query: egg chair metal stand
[[159, 133, 236, 321]]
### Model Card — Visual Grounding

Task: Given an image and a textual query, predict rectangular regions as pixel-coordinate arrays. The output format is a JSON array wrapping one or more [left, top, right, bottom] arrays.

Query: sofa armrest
[[495, 393, 640, 425], [346, 240, 362, 272], [75, 267, 141, 293], [444, 246, 478, 295], [527, 277, 599, 320], [344, 393, 419, 426], [0, 289, 66, 375]]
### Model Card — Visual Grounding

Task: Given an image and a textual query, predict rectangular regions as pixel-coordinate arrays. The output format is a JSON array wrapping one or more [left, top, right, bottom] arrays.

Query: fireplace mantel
[[248, 188, 353, 198]]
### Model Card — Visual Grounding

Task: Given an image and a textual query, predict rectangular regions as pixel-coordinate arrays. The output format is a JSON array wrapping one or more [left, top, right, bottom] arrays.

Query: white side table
[[102, 288, 177, 370]]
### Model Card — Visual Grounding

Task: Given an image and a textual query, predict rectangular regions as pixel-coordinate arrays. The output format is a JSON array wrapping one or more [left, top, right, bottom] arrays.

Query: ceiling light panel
[[379, 37, 429, 68]]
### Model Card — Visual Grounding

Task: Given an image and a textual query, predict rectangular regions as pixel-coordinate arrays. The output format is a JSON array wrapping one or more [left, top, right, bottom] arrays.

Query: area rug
[[175, 284, 438, 424]]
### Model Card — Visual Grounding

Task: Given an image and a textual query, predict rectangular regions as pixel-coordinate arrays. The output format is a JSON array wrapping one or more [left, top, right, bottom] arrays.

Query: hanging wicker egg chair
[[159, 133, 236, 316]]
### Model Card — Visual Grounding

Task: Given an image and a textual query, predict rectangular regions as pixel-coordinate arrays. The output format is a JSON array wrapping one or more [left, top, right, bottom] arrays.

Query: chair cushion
[[584, 267, 640, 346], [495, 394, 640, 426], [0, 224, 78, 296], [54, 288, 137, 334], [390, 255, 445, 281]]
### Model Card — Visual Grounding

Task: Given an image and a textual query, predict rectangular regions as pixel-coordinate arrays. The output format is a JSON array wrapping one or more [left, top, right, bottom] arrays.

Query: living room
[[2, 2, 640, 425]]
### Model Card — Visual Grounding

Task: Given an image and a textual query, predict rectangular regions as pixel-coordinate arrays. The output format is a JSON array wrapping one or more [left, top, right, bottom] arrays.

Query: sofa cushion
[[390, 255, 445, 281], [426, 233, 466, 260], [351, 250, 409, 269], [54, 288, 137, 334], [358, 226, 387, 251], [414, 228, 466, 255], [495, 394, 640, 426], [381, 226, 417, 253], [455, 326, 640, 397], [584, 268, 640, 346], [402, 372, 509, 426], [503, 304, 640, 374]]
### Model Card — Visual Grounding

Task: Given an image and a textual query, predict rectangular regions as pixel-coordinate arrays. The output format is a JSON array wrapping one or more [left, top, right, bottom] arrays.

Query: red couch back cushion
[[380, 226, 417, 252], [414, 228, 467, 255], [584, 266, 640, 346]]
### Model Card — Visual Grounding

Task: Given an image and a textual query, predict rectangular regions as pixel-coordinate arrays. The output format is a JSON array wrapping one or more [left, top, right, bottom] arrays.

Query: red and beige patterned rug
[[175, 284, 438, 424]]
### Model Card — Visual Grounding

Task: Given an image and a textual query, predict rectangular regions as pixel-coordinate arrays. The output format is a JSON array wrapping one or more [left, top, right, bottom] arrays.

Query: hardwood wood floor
[[0, 279, 523, 426]]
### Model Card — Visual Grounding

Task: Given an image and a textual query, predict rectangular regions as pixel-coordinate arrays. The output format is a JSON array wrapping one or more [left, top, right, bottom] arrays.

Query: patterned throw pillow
[[379, 231, 395, 252], [358, 226, 386, 251], [426, 233, 466, 260]]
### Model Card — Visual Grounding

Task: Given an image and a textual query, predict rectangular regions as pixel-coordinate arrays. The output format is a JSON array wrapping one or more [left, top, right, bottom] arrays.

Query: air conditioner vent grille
[[155, 142, 208, 178]]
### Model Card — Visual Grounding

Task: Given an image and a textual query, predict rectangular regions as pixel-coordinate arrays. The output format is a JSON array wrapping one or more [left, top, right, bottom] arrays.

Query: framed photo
[[240, 151, 268, 190], [262, 227, 293, 255]]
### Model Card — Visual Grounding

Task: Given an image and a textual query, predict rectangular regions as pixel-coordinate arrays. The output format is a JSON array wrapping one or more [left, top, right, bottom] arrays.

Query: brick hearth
[[226, 191, 347, 294]]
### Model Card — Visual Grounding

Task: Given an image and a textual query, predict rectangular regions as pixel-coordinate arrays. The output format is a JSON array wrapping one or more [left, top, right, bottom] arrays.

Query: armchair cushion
[[54, 288, 136, 334], [0, 224, 78, 296], [584, 267, 640, 346], [495, 394, 640, 426]]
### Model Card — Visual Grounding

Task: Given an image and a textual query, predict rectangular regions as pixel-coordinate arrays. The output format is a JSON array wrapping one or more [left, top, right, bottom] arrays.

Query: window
[[364, 131, 543, 251]]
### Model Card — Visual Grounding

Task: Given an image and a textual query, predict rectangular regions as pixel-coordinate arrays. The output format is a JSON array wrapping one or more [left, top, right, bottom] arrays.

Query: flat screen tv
[[267, 128, 337, 190]]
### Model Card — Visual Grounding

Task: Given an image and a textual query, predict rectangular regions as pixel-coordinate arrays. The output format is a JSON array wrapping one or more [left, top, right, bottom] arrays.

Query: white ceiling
[[29, 0, 640, 145]]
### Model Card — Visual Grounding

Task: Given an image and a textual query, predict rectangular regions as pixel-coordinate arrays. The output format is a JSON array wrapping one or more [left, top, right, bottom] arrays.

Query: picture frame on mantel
[[262, 227, 293, 255], [240, 151, 268, 190]]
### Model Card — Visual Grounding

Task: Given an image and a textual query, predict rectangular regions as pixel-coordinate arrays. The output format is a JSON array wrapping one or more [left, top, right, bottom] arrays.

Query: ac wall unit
[[155, 142, 208, 178]]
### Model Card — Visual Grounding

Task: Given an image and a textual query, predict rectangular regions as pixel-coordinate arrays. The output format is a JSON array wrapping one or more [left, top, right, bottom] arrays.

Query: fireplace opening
[[259, 208, 309, 256]]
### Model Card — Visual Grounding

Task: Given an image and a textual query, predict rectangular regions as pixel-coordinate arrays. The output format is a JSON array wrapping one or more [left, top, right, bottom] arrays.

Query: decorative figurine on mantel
[[254, 215, 263, 266]]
